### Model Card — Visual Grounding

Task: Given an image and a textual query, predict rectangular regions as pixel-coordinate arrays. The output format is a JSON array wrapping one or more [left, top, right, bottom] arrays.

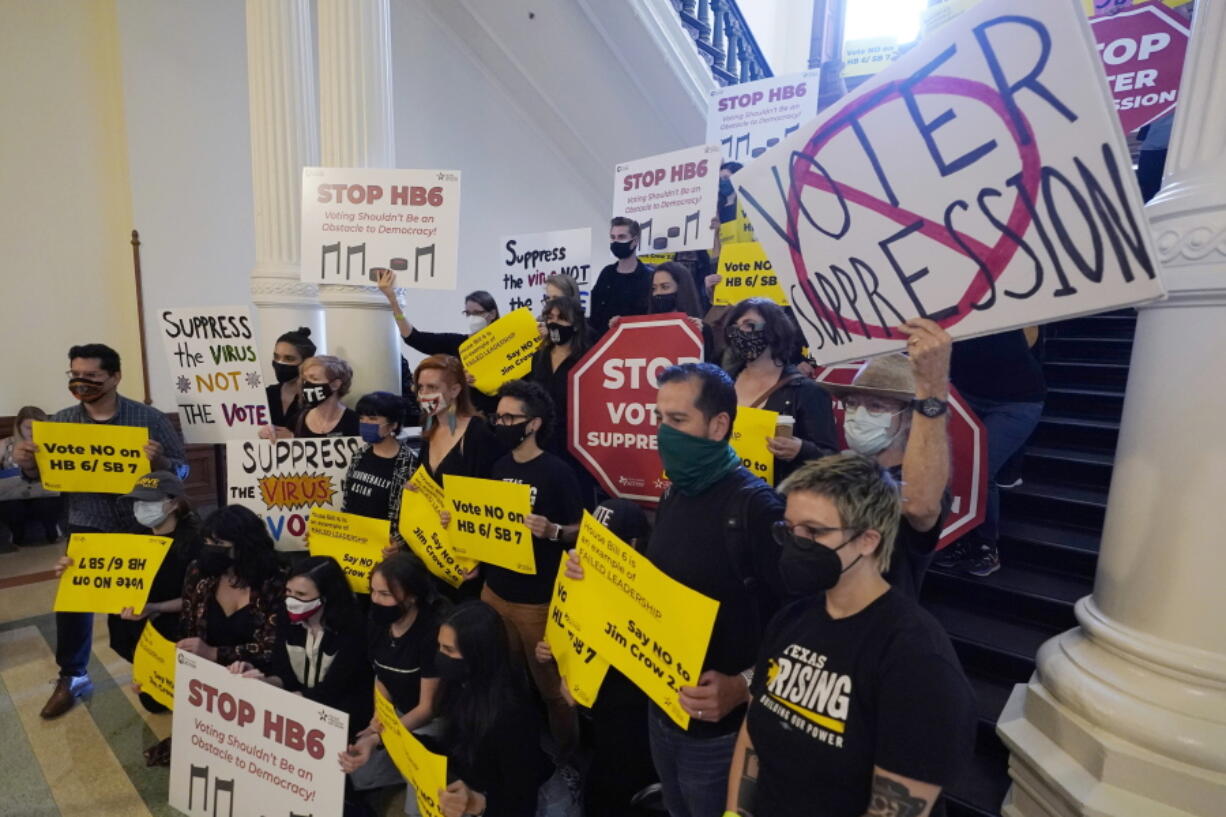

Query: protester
[[0, 405, 62, 548], [648, 262, 716, 359], [289, 355, 360, 438], [414, 355, 499, 487], [343, 391, 417, 535], [717, 160, 743, 225], [541, 273, 581, 307], [378, 269, 500, 357], [589, 217, 652, 336], [433, 602, 552, 817], [341, 553, 447, 809], [232, 555, 372, 738], [938, 328, 1047, 577], [566, 362, 785, 817], [820, 320, 953, 600], [483, 380, 584, 757], [725, 453, 975, 817], [723, 298, 838, 483], [12, 343, 186, 719], [261, 326, 317, 438], [528, 296, 592, 488]]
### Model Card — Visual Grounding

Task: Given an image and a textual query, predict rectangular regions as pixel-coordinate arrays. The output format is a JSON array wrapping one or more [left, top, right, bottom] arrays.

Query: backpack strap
[[750, 373, 806, 409]]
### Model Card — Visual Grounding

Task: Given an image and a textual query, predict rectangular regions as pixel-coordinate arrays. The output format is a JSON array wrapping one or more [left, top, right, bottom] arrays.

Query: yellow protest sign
[[638, 253, 674, 265], [545, 555, 609, 708], [53, 533, 172, 614], [567, 512, 719, 728], [718, 202, 756, 246], [712, 242, 787, 307], [444, 475, 535, 574], [375, 690, 448, 817], [32, 421, 151, 494], [132, 622, 177, 710], [459, 307, 542, 396], [731, 405, 778, 486], [398, 467, 475, 588], [307, 508, 390, 593]]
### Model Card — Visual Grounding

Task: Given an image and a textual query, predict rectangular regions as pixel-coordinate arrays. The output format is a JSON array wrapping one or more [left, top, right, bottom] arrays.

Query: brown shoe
[[39, 675, 92, 719]]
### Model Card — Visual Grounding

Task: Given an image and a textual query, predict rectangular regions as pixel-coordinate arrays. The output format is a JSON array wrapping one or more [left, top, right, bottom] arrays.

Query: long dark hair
[[199, 506, 281, 588], [464, 290, 500, 321], [370, 552, 446, 616], [288, 555, 357, 632], [540, 296, 590, 358], [652, 262, 704, 319], [723, 297, 798, 369], [276, 326, 317, 361], [438, 602, 524, 769]]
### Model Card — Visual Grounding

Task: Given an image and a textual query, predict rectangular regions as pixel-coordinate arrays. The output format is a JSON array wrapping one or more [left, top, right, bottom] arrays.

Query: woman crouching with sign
[[725, 453, 974, 817]]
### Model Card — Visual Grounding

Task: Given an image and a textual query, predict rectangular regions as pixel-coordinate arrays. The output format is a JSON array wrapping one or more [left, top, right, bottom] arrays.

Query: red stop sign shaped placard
[[568, 314, 704, 503], [1090, 1, 1190, 134], [813, 363, 988, 551]]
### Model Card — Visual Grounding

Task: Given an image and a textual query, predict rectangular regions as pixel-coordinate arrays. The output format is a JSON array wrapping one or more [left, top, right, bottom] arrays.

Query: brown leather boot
[[39, 675, 92, 719]]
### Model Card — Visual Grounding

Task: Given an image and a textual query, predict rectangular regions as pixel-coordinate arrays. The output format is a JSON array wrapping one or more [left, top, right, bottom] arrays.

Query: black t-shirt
[[367, 606, 441, 715], [747, 592, 975, 817], [486, 450, 584, 604], [265, 383, 301, 429], [343, 448, 398, 519], [589, 261, 653, 336], [646, 467, 786, 736], [882, 465, 948, 601], [295, 407, 361, 438], [950, 329, 1046, 403]]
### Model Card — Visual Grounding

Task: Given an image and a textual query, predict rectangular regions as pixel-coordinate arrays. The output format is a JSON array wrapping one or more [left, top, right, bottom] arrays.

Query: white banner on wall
[[300, 166, 461, 290], [170, 650, 348, 817], [736, 0, 1165, 365], [225, 437, 364, 551], [497, 228, 592, 314], [707, 70, 821, 163], [612, 144, 721, 253], [158, 306, 266, 445]]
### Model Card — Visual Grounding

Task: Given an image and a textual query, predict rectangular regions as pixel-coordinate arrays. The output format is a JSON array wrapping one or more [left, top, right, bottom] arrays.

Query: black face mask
[[777, 531, 861, 595], [301, 382, 333, 408], [493, 421, 531, 452], [196, 546, 234, 577], [369, 602, 403, 626], [726, 326, 770, 362], [652, 293, 678, 313], [610, 240, 635, 260], [272, 362, 299, 384], [546, 322, 576, 345], [435, 653, 470, 682]]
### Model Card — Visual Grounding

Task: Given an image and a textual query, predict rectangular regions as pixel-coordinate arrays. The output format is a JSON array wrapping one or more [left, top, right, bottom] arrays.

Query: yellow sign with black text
[[32, 421, 151, 494], [375, 690, 448, 817], [132, 622, 177, 710], [460, 307, 542, 396], [712, 242, 788, 306], [730, 405, 778, 486], [545, 555, 610, 708], [53, 534, 172, 614], [398, 466, 475, 588], [444, 475, 536, 574], [307, 508, 390, 593]]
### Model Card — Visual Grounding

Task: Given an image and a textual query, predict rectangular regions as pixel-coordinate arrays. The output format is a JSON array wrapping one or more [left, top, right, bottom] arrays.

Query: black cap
[[121, 471, 186, 502], [592, 499, 650, 547]]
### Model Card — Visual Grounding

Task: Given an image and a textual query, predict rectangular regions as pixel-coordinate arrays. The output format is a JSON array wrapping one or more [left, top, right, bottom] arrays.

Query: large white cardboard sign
[[612, 144, 721, 253], [707, 70, 822, 163], [736, 0, 1165, 364], [300, 166, 460, 289], [170, 650, 348, 817], [497, 227, 593, 314]]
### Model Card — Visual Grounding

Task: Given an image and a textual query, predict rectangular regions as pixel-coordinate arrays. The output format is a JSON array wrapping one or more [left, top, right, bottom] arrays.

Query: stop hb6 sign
[[813, 363, 988, 550], [568, 314, 704, 503], [1090, 1, 1190, 133]]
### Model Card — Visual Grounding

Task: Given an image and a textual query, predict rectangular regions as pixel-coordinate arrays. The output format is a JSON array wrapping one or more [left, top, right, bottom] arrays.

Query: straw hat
[[821, 353, 914, 403]]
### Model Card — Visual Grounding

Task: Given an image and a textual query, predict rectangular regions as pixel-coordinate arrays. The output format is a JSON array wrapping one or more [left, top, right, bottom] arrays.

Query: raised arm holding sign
[[459, 307, 543, 396]]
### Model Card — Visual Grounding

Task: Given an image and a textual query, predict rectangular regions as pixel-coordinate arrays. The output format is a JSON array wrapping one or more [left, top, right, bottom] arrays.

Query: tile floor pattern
[[0, 543, 405, 817]]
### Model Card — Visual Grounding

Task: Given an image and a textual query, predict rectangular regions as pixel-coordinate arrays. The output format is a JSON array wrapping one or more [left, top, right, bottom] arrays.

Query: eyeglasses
[[771, 520, 861, 551], [842, 395, 905, 416], [727, 320, 765, 334], [494, 413, 531, 425]]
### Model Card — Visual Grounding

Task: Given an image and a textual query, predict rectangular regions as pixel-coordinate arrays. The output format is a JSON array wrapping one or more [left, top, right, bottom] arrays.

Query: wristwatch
[[911, 397, 949, 418]]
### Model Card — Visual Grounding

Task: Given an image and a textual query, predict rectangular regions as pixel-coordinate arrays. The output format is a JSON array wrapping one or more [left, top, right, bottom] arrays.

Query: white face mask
[[843, 406, 903, 456], [467, 313, 489, 333], [285, 596, 323, 623], [134, 499, 171, 529]]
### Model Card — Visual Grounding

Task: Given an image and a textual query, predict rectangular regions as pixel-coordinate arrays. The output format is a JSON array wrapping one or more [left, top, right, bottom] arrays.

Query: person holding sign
[[12, 343, 186, 720], [260, 326, 317, 437], [378, 268, 500, 357], [232, 556, 373, 739], [482, 379, 585, 756], [0, 405, 62, 548], [725, 453, 974, 817], [291, 355, 361, 438], [343, 391, 417, 535], [590, 217, 653, 337], [724, 299, 838, 485], [648, 262, 717, 361]]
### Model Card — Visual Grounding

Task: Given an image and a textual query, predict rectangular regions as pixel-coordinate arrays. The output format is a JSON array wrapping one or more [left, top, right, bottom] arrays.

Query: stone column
[[246, 0, 324, 384], [316, 0, 401, 401], [997, 6, 1226, 816]]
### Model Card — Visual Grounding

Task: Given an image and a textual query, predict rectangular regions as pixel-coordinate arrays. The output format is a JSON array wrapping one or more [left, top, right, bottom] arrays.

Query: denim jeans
[[963, 395, 1044, 545], [648, 708, 738, 817], [56, 524, 102, 677]]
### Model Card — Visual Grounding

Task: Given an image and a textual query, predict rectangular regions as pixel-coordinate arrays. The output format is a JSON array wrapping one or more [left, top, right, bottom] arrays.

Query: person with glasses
[[483, 378, 585, 761], [376, 269, 500, 358], [723, 298, 839, 485], [819, 319, 953, 602], [12, 343, 186, 720], [725, 453, 975, 817]]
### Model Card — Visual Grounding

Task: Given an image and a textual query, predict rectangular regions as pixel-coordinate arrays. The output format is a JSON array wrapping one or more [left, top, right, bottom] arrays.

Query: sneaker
[[934, 539, 972, 569], [963, 543, 1002, 577], [996, 477, 1024, 489], [39, 674, 93, 719]]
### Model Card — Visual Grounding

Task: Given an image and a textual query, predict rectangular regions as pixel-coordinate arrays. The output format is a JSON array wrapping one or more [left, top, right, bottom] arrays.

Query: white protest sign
[[737, 0, 1165, 365], [159, 307, 267, 445], [707, 70, 821, 163], [612, 144, 721, 253], [497, 228, 593, 314], [226, 437, 365, 551], [300, 166, 460, 289], [170, 650, 348, 817]]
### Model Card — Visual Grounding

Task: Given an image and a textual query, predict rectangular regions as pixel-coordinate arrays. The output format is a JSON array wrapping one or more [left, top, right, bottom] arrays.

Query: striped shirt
[[49, 394, 187, 531]]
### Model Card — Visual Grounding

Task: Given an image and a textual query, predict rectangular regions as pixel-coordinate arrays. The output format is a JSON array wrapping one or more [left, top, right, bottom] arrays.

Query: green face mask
[[657, 423, 741, 496]]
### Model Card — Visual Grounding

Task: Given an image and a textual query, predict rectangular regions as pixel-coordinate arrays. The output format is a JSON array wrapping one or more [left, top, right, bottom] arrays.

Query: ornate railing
[[670, 0, 772, 86]]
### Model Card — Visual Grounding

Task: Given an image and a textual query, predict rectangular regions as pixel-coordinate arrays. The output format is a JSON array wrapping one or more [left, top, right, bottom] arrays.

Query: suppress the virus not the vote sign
[[568, 314, 704, 504], [736, 0, 1165, 366]]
